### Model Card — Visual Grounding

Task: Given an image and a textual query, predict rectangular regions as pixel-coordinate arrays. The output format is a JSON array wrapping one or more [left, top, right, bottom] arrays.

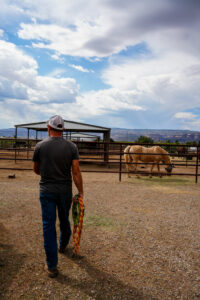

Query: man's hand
[[72, 193, 82, 203]]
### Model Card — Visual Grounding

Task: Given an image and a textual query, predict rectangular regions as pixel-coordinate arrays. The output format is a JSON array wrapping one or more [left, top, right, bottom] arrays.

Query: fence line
[[0, 139, 199, 183]]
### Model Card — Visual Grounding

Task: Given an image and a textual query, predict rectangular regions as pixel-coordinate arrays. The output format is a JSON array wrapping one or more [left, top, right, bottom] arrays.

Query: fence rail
[[0, 138, 199, 183]]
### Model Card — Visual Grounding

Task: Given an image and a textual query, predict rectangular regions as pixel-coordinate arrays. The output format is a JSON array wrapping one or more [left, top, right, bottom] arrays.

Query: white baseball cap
[[48, 115, 64, 131]]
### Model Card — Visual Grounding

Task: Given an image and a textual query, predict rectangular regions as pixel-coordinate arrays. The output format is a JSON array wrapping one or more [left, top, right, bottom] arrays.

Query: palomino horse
[[124, 145, 174, 178]]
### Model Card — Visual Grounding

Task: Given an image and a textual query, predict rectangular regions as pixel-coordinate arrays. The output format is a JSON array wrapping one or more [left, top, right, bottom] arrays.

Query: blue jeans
[[40, 192, 72, 269]]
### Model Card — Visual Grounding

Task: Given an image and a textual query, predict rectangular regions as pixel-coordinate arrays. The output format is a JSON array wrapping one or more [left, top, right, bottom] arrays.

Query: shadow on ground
[[0, 223, 25, 298], [56, 249, 157, 300]]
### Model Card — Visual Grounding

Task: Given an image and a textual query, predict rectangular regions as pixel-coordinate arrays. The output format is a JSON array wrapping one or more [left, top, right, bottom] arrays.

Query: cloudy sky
[[0, 0, 200, 130]]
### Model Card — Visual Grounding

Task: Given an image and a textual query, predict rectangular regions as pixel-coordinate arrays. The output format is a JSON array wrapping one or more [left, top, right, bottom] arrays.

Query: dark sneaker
[[58, 246, 66, 254], [45, 265, 59, 278]]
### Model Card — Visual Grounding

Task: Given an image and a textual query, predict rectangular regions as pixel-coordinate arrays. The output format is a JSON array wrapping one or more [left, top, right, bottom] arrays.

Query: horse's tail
[[124, 145, 132, 163]]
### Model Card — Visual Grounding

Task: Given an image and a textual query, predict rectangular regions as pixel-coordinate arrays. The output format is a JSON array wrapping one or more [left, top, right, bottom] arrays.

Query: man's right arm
[[33, 161, 40, 175], [32, 144, 40, 175], [72, 159, 83, 198]]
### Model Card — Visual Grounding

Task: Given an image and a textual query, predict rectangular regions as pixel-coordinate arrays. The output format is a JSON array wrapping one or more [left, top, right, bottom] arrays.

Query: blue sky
[[0, 0, 200, 130]]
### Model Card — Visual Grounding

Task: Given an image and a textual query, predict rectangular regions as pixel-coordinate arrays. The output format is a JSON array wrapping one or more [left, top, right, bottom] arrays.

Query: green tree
[[135, 136, 154, 144], [186, 141, 197, 146], [175, 140, 180, 144]]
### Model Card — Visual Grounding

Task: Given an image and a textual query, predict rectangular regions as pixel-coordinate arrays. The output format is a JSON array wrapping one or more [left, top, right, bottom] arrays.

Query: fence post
[[119, 144, 122, 182], [14, 127, 17, 164], [27, 129, 30, 159], [195, 146, 199, 184], [186, 145, 188, 167], [14, 145, 17, 163]]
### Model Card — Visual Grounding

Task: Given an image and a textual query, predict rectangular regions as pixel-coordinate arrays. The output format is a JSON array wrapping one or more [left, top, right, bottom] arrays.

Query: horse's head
[[165, 164, 175, 175]]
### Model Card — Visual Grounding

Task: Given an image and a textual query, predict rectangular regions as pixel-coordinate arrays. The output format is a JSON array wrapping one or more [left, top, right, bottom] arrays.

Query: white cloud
[[88, 57, 101, 62], [47, 68, 66, 78], [15, 0, 200, 59], [1, 36, 200, 129], [0, 40, 38, 85], [0, 1, 25, 28], [69, 64, 93, 73], [173, 112, 200, 130], [102, 51, 200, 118], [186, 119, 200, 130], [0, 38, 145, 127], [0, 39, 79, 104], [51, 53, 65, 64], [0, 39, 38, 100], [12, 0, 101, 26], [18, 19, 112, 58], [1, 0, 200, 130], [76, 88, 144, 117], [174, 112, 196, 120], [0, 99, 38, 126], [28, 76, 78, 103]]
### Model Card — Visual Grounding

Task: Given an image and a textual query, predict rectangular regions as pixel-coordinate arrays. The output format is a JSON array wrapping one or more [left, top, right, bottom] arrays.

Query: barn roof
[[15, 120, 110, 133]]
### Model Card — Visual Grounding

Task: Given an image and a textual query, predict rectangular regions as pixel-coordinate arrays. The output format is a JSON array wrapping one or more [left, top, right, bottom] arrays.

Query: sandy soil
[[1, 161, 200, 300]]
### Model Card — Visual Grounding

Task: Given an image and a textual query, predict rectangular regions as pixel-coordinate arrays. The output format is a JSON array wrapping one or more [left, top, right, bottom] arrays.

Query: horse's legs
[[133, 159, 140, 178], [127, 161, 131, 178], [157, 163, 162, 178], [124, 154, 131, 178], [126, 162, 131, 178], [128, 155, 137, 178], [132, 159, 136, 172], [128, 155, 132, 178], [149, 164, 155, 178]]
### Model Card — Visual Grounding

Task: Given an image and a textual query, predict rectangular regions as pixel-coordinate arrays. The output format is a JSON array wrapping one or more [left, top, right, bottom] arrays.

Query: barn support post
[[195, 146, 199, 184], [14, 126, 18, 163], [36, 130, 38, 141], [65, 131, 68, 140], [103, 130, 110, 163], [119, 144, 122, 182], [27, 129, 30, 159]]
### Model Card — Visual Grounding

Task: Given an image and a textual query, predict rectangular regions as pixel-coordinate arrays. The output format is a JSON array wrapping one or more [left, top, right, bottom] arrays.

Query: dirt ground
[[1, 160, 200, 300]]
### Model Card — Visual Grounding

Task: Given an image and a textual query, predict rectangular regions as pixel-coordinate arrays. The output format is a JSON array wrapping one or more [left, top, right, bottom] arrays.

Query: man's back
[[33, 137, 79, 192]]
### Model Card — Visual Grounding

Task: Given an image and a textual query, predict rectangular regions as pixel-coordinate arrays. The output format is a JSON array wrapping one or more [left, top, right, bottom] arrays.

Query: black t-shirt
[[32, 137, 79, 193]]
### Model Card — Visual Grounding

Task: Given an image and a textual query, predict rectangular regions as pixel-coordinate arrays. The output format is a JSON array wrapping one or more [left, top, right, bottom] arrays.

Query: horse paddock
[[0, 162, 200, 300]]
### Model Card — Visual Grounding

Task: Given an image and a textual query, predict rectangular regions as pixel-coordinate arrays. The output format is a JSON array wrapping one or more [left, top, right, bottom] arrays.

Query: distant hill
[[0, 128, 46, 139], [1, 127, 200, 143], [111, 128, 200, 143], [0, 128, 26, 137]]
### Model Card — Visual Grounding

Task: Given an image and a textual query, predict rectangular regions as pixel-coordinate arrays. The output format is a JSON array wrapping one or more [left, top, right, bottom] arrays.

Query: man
[[32, 115, 83, 278]]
